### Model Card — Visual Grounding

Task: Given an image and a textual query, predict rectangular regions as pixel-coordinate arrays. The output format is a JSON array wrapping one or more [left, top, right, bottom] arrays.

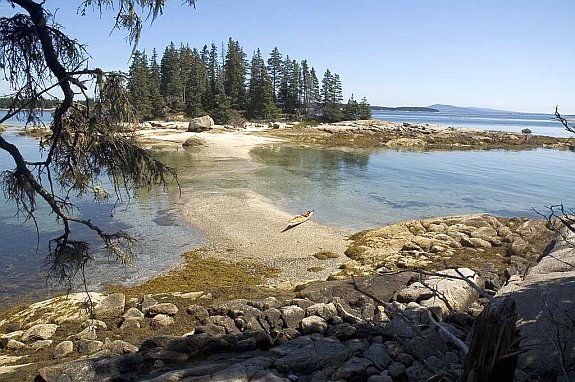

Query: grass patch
[[313, 250, 339, 260]]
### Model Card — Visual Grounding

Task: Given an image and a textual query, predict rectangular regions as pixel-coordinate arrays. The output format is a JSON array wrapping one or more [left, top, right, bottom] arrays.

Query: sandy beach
[[137, 127, 354, 288]]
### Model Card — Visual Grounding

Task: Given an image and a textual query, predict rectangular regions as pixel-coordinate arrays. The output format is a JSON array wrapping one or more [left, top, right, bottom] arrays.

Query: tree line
[[0, 97, 60, 110], [127, 38, 371, 124]]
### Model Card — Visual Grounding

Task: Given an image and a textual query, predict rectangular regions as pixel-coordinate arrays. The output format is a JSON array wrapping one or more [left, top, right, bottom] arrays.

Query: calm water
[[0, 120, 204, 307], [372, 110, 571, 138], [1, 109, 574, 307]]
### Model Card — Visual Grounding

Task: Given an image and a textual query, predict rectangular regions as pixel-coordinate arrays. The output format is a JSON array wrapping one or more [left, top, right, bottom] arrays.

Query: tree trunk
[[461, 297, 520, 382]]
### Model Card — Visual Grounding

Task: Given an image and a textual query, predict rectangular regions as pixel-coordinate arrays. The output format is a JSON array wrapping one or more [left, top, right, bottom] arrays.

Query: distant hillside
[[428, 104, 512, 114], [371, 106, 439, 112]]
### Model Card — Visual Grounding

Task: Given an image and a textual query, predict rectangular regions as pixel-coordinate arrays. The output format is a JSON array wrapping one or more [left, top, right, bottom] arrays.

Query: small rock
[[76, 326, 98, 340], [388, 361, 406, 378], [21, 324, 58, 342], [122, 307, 145, 321], [300, 316, 328, 335], [150, 314, 174, 330], [30, 340, 53, 351], [77, 339, 103, 354], [147, 302, 178, 317], [187, 304, 209, 324], [120, 318, 141, 330], [93, 293, 125, 320], [279, 305, 305, 329], [53, 341, 74, 359], [84, 319, 107, 331], [140, 294, 158, 315], [106, 339, 138, 355], [6, 339, 26, 350]]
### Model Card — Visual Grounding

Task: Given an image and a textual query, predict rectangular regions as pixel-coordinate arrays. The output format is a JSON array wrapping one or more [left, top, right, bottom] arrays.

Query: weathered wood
[[461, 297, 520, 382]]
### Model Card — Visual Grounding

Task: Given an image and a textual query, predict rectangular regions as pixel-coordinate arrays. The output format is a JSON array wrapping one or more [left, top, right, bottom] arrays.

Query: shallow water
[[250, 145, 575, 231]]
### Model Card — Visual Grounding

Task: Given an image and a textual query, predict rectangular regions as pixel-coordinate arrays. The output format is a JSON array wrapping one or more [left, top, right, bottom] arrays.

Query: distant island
[[371, 106, 439, 112]]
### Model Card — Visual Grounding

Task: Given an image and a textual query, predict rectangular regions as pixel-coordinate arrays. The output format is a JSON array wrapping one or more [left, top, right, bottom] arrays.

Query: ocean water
[[371, 110, 571, 138], [1, 109, 574, 306]]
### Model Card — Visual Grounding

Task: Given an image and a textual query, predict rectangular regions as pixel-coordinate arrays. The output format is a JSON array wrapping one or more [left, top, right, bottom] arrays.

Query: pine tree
[[148, 48, 166, 118], [320, 69, 344, 122], [160, 42, 183, 111], [343, 94, 360, 120], [184, 48, 208, 116], [289, 59, 301, 115], [202, 43, 220, 112], [247, 49, 279, 120], [127, 49, 152, 120], [359, 96, 372, 119], [179, 43, 193, 106], [223, 38, 247, 112], [309, 68, 320, 117], [267, 47, 283, 105]]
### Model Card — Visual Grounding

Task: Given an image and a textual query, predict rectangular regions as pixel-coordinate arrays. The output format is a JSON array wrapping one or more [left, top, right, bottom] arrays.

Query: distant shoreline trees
[[126, 39, 372, 124]]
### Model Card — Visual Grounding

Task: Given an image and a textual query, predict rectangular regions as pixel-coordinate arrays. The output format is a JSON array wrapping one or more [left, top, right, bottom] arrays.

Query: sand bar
[[138, 127, 354, 287]]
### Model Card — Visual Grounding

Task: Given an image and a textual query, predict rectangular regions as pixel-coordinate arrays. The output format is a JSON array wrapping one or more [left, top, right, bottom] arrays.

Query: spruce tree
[[223, 38, 247, 112], [247, 49, 279, 120], [179, 43, 194, 106], [148, 48, 166, 118], [320, 69, 344, 122], [160, 42, 183, 111], [127, 50, 152, 120], [343, 94, 360, 120], [359, 96, 372, 119], [267, 47, 283, 105], [184, 48, 208, 116]]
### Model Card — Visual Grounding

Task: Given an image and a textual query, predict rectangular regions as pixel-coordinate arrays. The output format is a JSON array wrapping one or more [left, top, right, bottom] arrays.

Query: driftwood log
[[462, 297, 521, 382]]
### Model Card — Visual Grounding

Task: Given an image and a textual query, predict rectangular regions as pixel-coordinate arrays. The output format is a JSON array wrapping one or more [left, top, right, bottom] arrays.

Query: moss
[[313, 250, 339, 260], [105, 249, 287, 302]]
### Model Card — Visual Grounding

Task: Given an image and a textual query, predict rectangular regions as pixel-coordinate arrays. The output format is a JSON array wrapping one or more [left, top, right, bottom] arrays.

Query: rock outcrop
[[341, 214, 554, 283]]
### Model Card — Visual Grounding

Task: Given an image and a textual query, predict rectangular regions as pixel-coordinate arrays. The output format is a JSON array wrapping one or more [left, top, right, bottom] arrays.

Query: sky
[[1, 0, 574, 114]]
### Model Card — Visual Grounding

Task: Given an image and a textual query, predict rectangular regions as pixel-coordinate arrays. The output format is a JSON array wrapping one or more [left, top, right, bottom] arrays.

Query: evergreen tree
[[127, 50, 152, 120], [359, 96, 372, 119], [202, 43, 220, 112], [343, 94, 360, 120], [160, 42, 183, 111], [247, 49, 279, 120], [148, 48, 166, 118], [320, 69, 344, 122], [184, 48, 208, 116], [223, 38, 247, 112], [301, 60, 312, 117], [289, 59, 302, 115], [179, 43, 193, 105], [309, 68, 321, 117], [267, 47, 283, 105]]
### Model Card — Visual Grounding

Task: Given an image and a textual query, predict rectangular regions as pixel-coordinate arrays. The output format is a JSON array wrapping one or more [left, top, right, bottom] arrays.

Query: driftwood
[[462, 297, 521, 382]]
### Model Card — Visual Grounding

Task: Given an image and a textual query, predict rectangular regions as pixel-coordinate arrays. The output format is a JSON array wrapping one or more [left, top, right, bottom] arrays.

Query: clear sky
[[1, 0, 574, 114]]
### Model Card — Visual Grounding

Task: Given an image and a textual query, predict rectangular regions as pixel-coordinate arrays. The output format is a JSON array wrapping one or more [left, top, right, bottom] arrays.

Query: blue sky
[[1, 0, 574, 113]]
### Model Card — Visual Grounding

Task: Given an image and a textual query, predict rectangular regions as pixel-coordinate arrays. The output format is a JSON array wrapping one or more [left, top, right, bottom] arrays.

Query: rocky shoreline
[[0, 266, 504, 381], [0, 212, 571, 381]]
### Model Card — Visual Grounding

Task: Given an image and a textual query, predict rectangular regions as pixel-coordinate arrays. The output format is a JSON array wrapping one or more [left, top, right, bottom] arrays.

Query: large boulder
[[187, 115, 214, 132]]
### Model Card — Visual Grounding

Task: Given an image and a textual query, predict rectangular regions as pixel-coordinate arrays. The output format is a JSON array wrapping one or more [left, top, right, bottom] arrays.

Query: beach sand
[[137, 127, 353, 288]]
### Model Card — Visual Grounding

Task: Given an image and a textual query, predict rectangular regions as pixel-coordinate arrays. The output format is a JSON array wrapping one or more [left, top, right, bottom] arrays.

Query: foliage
[[0, 0, 189, 289]]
